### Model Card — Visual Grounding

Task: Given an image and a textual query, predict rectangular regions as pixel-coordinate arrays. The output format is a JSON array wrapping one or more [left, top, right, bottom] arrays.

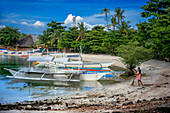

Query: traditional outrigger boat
[[5, 67, 111, 81], [5, 56, 81, 82], [36, 54, 114, 68], [5, 49, 118, 81], [5, 56, 110, 81]]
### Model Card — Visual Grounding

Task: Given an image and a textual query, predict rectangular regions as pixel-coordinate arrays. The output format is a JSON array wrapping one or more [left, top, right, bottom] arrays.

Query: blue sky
[[0, 0, 149, 35]]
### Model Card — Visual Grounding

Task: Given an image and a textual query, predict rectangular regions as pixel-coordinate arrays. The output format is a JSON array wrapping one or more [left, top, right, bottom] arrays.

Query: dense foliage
[[37, 9, 132, 53], [0, 26, 20, 46], [137, 0, 170, 60]]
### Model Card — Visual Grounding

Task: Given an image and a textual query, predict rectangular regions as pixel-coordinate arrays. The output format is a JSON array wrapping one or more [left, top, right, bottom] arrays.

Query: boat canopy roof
[[27, 56, 54, 62], [53, 58, 69, 63], [66, 54, 80, 58]]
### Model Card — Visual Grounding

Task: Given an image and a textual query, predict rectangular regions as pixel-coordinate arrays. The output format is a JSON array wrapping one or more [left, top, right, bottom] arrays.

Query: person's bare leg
[[138, 80, 140, 86], [140, 80, 143, 85]]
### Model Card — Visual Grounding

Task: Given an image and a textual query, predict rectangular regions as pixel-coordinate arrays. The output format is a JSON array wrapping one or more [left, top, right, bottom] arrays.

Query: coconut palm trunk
[[101, 8, 110, 31], [105, 12, 109, 30]]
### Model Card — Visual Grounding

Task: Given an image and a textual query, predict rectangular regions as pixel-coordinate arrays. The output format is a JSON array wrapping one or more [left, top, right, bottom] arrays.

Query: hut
[[15, 34, 38, 49]]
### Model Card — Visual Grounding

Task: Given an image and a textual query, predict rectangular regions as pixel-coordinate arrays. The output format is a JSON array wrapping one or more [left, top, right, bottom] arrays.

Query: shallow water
[[0, 55, 118, 104]]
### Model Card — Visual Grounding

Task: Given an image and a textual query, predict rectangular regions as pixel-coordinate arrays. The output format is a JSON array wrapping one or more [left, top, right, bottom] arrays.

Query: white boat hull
[[80, 73, 104, 81], [5, 68, 106, 81], [4, 68, 80, 82]]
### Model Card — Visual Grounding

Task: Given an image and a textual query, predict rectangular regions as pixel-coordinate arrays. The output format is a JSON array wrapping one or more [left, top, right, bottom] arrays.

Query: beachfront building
[[15, 34, 39, 50]]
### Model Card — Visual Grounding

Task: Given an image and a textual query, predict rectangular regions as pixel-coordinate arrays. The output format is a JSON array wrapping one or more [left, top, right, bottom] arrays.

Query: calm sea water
[[0, 55, 118, 104]]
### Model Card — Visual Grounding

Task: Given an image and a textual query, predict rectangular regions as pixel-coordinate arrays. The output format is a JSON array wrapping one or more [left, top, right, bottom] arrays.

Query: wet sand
[[0, 54, 170, 112]]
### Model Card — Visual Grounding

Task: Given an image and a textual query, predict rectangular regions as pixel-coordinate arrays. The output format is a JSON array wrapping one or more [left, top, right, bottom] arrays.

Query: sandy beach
[[0, 54, 170, 112]]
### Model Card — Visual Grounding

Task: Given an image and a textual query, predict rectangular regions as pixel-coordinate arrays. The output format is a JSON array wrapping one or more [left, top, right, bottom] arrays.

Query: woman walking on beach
[[137, 67, 143, 86], [132, 67, 143, 86]]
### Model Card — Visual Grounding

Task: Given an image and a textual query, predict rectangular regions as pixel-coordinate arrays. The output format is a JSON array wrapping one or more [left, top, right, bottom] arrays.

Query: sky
[[0, 0, 149, 35]]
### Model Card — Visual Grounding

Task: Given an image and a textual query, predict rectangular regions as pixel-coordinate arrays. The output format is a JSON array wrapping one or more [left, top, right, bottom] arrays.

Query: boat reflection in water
[[6, 79, 105, 99]]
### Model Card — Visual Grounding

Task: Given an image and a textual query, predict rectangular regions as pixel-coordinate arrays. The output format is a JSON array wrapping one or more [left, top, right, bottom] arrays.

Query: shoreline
[[0, 54, 170, 112]]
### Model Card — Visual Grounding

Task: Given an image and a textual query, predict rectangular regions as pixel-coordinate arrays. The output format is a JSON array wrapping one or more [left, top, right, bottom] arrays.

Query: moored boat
[[4, 56, 81, 82], [4, 68, 80, 82], [80, 72, 105, 81]]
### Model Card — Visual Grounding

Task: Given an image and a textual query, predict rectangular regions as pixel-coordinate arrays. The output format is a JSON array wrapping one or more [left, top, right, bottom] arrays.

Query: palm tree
[[38, 30, 49, 48], [111, 16, 117, 30], [48, 29, 61, 47], [114, 7, 125, 23], [117, 21, 131, 39], [101, 8, 110, 30], [77, 22, 87, 40]]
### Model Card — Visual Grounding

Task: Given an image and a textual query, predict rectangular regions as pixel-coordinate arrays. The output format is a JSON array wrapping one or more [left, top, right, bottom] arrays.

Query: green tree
[[39, 20, 66, 49], [114, 7, 125, 23], [111, 16, 118, 30], [77, 22, 87, 40], [0, 26, 20, 46], [60, 27, 79, 50], [86, 26, 106, 53], [20, 33, 27, 39], [137, 0, 170, 59], [117, 21, 131, 39], [116, 41, 152, 76], [48, 29, 62, 47], [75, 22, 87, 51], [47, 20, 66, 32], [101, 8, 110, 30], [38, 30, 50, 48], [103, 30, 123, 54]]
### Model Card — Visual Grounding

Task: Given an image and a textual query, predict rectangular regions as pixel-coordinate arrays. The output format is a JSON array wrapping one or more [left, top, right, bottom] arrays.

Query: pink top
[[137, 71, 141, 80]]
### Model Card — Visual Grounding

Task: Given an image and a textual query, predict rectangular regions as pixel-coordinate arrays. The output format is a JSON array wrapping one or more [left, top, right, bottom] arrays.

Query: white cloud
[[76, 16, 83, 23], [64, 14, 83, 26], [83, 22, 106, 30], [64, 14, 105, 30], [84, 22, 93, 30], [0, 25, 6, 28], [21, 21, 30, 26], [33, 21, 45, 27], [21, 21, 45, 28]]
